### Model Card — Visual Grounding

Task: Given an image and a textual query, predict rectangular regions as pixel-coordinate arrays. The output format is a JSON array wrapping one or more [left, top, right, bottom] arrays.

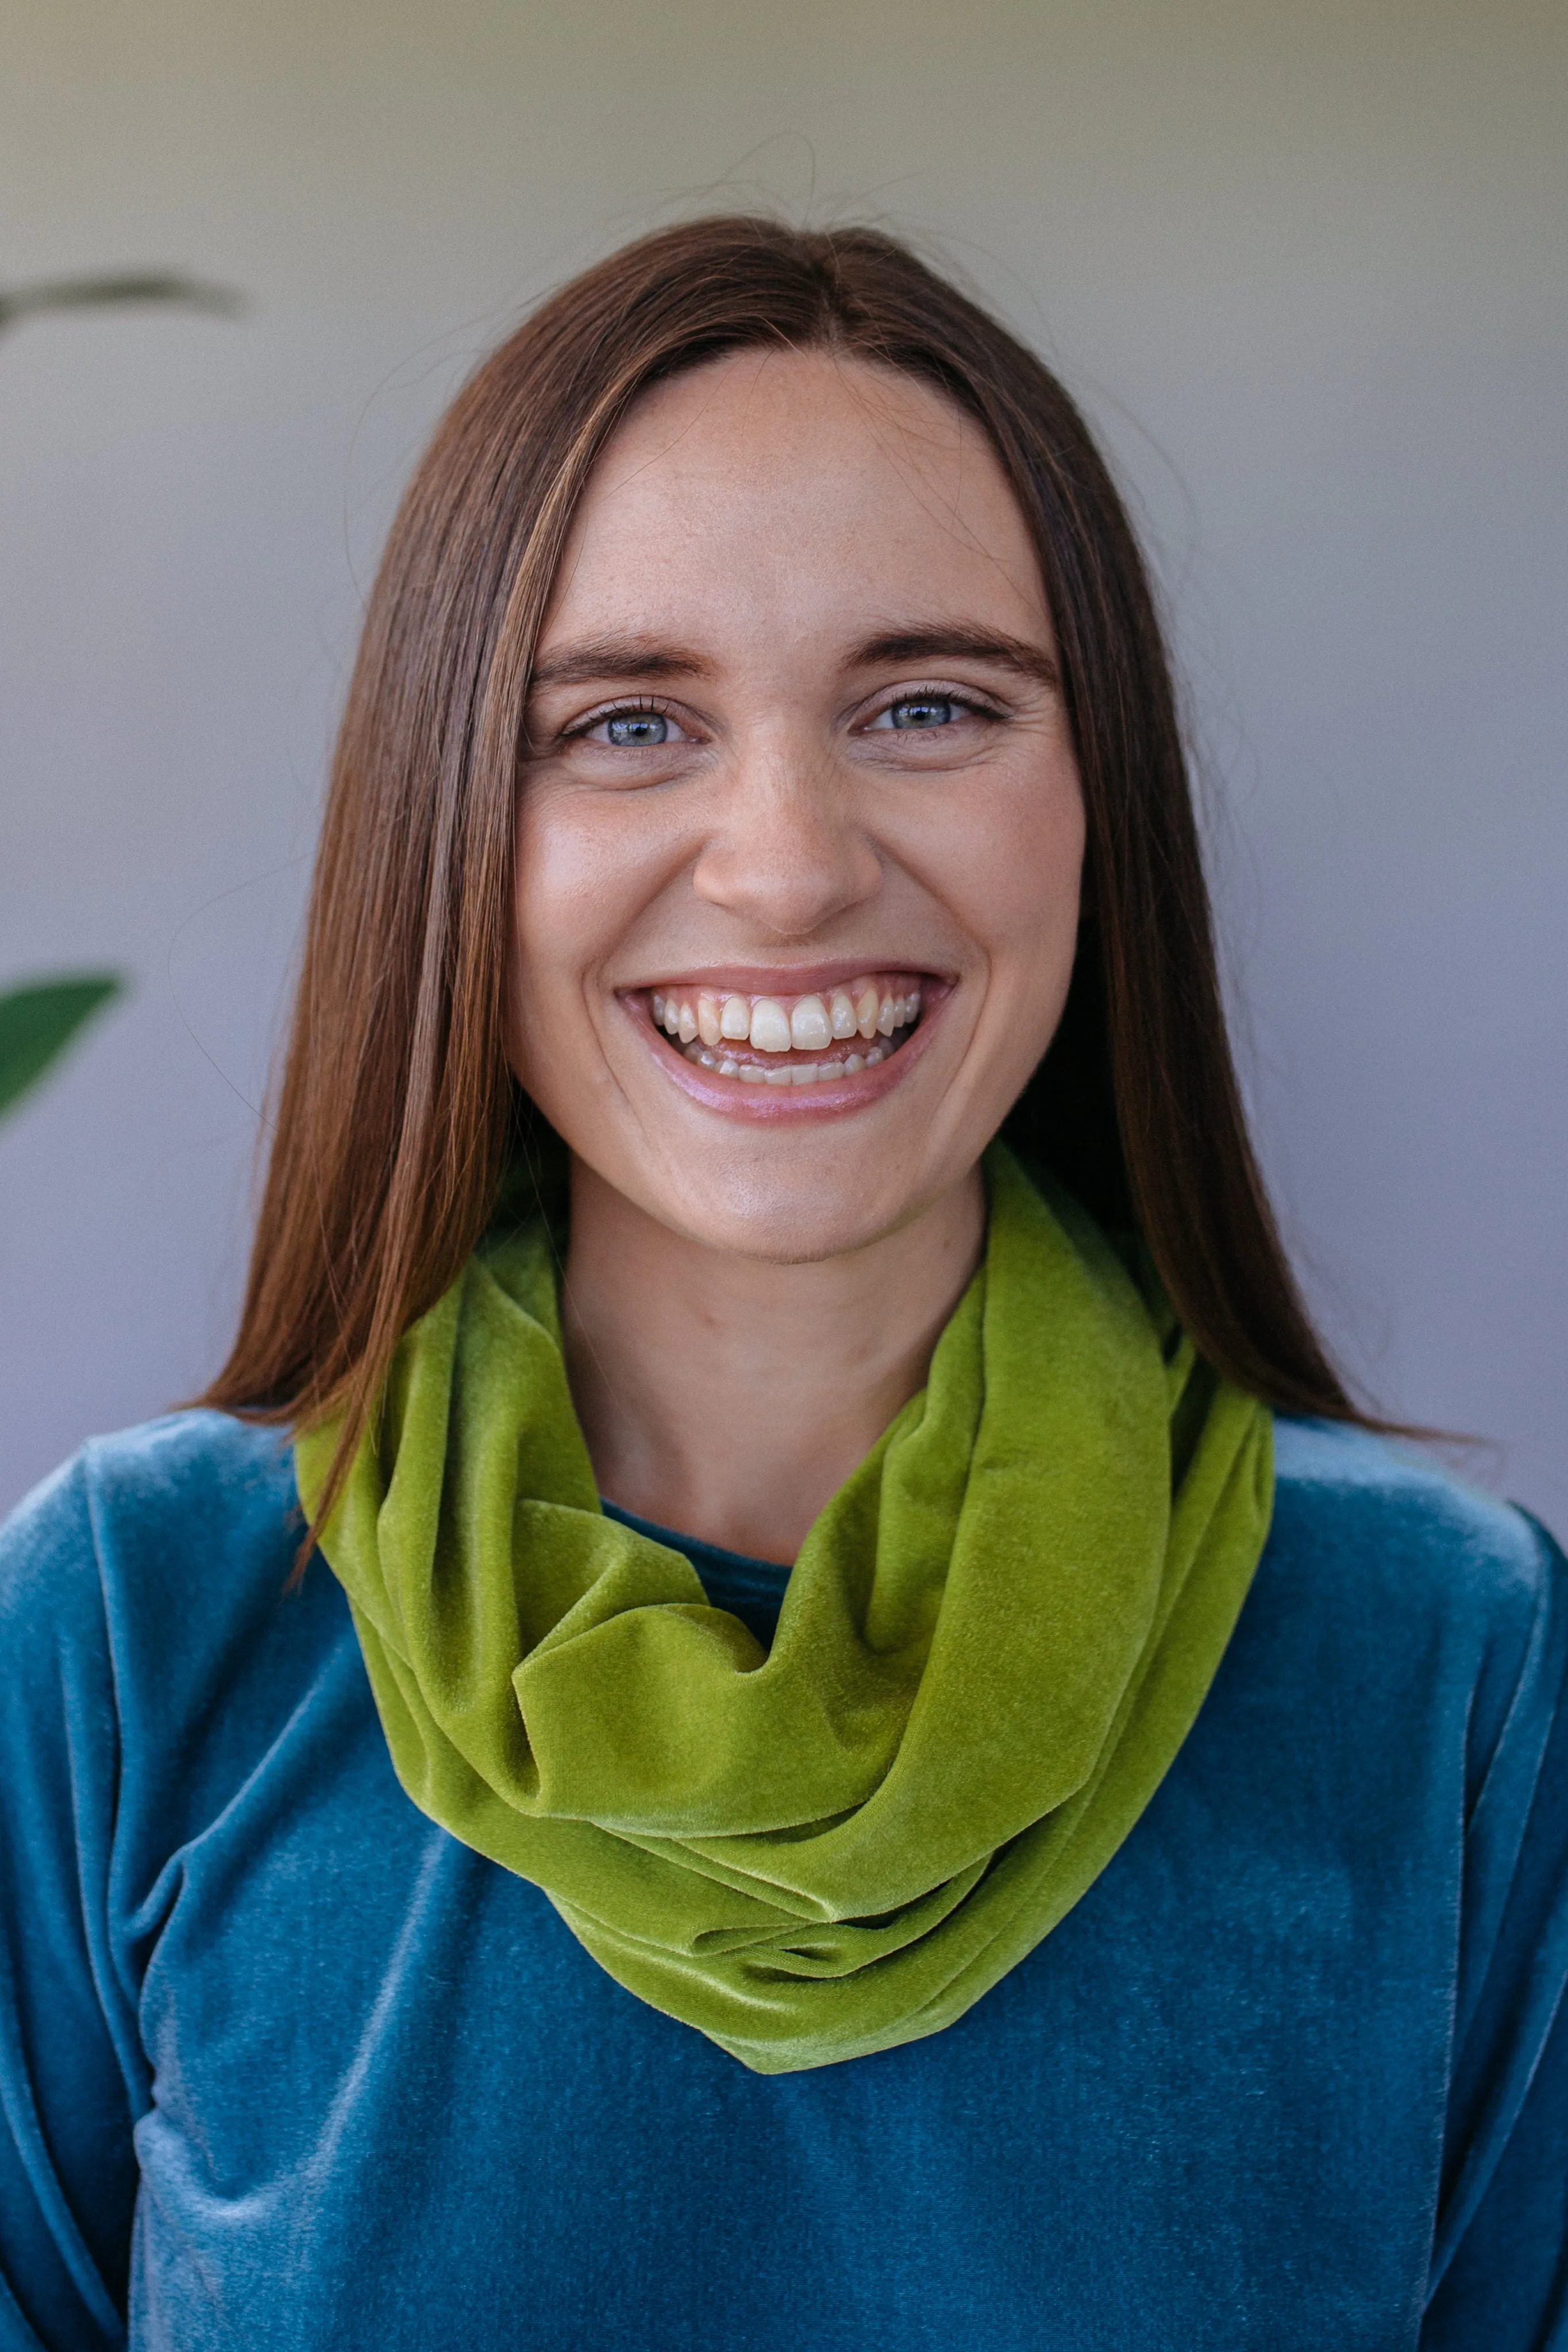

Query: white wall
[[2, 0, 1563, 1528]]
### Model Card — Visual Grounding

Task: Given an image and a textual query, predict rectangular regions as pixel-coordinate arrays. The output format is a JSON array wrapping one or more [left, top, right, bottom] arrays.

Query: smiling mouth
[[645, 973, 926, 1087]]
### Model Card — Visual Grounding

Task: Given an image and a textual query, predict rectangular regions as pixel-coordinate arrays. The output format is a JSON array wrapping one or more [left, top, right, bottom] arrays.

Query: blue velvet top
[[1, 1410, 1565, 2351]]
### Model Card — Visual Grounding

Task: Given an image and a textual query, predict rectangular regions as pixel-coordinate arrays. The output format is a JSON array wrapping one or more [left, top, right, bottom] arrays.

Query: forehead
[[542, 347, 1048, 648]]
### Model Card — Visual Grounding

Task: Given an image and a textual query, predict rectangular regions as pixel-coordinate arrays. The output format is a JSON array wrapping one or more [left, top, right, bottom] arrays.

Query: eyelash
[[563, 686, 1007, 745], [865, 688, 1004, 729], [564, 696, 683, 745]]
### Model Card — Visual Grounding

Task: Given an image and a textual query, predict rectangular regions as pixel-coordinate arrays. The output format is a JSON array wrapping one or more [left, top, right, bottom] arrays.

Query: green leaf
[[0, 976, 124, 1121]]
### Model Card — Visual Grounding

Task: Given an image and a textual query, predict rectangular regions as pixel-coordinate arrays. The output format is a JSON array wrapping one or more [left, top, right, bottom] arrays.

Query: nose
[[689, 727, 883, 940]]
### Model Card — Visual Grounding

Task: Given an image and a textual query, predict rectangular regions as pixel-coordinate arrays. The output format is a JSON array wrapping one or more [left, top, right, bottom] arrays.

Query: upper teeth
[[649, 979, 922, 1054]]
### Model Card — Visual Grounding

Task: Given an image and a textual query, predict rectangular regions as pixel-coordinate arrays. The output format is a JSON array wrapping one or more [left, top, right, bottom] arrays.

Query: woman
[[2, 217, 1563, 2350]]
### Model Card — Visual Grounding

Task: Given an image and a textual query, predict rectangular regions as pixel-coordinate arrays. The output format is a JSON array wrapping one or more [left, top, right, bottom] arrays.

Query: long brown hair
[[201, 214, 1373, 1507]]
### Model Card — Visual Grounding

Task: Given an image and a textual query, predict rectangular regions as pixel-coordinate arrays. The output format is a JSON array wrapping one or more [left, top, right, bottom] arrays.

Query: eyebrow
[[526, 637, 711, 692], [531, 621, 1067, 700], [846, 626, 1059, 688], [525, 622, 1060, 698]]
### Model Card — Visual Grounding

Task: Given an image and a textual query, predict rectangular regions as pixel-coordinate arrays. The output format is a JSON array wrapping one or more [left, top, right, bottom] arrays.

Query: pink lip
[[623, 979, 951, 1123]]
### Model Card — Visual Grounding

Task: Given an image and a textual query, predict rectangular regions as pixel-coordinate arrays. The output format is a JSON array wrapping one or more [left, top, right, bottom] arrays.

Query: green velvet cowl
[[296, 1147, 1273, 2074]]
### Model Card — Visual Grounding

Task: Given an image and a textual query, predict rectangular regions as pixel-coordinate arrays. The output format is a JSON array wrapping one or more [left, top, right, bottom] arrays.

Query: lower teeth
[[685, 1032, 904, 1082]]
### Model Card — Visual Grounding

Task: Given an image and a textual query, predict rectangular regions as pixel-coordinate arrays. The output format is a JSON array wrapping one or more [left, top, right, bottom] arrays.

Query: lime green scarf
[[297, 1147, 1272, 2074]]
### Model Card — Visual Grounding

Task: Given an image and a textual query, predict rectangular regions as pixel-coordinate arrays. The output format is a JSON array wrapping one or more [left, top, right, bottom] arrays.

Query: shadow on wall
[[1, 267, 246, 1126]]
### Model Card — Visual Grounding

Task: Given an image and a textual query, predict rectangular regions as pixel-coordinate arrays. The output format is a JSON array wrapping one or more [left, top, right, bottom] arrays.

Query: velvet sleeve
[[1423, 1514, 1568, 2347], [0, 1460, 142, 2352]]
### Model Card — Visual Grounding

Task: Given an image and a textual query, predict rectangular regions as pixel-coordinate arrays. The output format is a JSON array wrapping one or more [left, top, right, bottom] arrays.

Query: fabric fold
[[297, 1145, 1273, 2072]]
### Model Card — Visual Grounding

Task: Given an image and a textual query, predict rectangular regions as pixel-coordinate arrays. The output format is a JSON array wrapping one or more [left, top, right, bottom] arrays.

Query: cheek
[[1003, 792, 1085, 988], [506, 799, 615, 1101], [506, 787, 696, 1125], [510, 791, 638, 1017], [926, 767, 1086, 1025]]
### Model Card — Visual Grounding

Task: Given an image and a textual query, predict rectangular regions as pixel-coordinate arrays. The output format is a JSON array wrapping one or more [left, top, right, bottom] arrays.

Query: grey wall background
[[2, 0, 1563, 1528]]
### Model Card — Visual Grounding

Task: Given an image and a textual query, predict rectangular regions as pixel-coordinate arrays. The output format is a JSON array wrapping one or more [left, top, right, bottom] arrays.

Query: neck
[[560, 1158, 985, 1562]]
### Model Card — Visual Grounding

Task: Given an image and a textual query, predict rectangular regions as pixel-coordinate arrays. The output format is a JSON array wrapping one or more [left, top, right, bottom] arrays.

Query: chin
[[651, 1156, 949, 1266]]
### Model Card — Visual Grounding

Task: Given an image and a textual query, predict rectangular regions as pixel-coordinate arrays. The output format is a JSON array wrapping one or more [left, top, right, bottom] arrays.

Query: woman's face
[[510, 347, 1085, 1265]]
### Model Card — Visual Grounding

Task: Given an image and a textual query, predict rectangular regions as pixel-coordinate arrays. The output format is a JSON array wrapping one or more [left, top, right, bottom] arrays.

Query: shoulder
[[0, 1407, 301, 1635], [0, 1413, 347, 1813], [1266, 1415, 1556, 1619], [1249, 1416, 1565, 1773]]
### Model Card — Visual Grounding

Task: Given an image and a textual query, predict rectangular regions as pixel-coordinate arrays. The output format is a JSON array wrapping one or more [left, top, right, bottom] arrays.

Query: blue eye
[[888, 696, 956, 730], [603, 711, 671, 746]]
